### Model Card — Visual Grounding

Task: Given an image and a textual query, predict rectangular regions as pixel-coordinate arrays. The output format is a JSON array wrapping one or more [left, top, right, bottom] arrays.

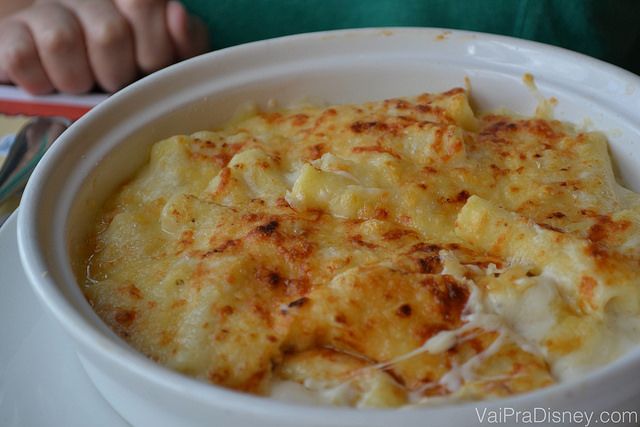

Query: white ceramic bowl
[[17, 28, 640, 426]]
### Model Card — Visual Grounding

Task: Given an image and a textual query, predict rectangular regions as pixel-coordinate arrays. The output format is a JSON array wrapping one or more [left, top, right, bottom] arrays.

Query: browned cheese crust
[[80, 88, 640, 407]]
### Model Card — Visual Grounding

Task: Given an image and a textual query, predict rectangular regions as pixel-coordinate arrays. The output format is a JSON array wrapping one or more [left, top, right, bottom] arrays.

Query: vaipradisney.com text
[[475, 407, 638, 426]]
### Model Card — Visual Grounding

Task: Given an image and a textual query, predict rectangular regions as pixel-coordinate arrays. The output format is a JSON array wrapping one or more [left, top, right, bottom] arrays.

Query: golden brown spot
[[411, 243, 443, 254], [176, 230, 195, 254], [580, 276, 598, 311], [290, 113, 309, 127], [445, 190, 471, 204], [171, 300, 186, 309], [275, 197, 290, 208], [417, 256, 441, 274], [307, 143, 325, 160], [208, 368, 231, 384], [288, 297, 309, 308], [257, 160, 270, 169], [256, 267, 282, 288], [586, 242, 608, 261], [115, 309, 136, 326], [352, 144, 401, 159], [118, 283, 142, 300], [423, 166, 438, 175], [546, 212, 566, 219], [396, 304, 412, 317], [208, 239, 239, 255], [348, 234, 379, 249], [394, 99, 411, 109], [422, 275, 469, 322], [334, 313, 347, 324], [383, 228, 418, 241], [257, 220, 279, 235], [587, 215, 632, 244], [213, 167, 232, 195], [314, 108, 337, 127], [260, 112, 283, 124], [490, 164, 509, 179], [373, 207, 389, 220], [537, 222, 564, 233], [242, 213, 262, 223], [266, 335, 278, 343], [350, 121, 391, 133]]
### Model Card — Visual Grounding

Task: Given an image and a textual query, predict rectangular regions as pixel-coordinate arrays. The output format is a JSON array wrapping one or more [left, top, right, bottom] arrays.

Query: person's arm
[[0, 0, 209, 95]]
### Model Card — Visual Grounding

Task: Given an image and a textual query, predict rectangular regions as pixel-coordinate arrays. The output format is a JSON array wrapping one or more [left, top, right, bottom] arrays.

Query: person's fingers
[[61, 0, 137, 92], [113, 0, 175, 75], [0, 19, 55, 94], [20, 3, 94, 94], [0, 0, 209, 94], [165, 0, 209, 60]]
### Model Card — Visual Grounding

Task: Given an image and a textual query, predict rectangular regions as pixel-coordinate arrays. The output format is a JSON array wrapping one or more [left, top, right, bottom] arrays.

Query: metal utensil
[[0, 116, 71, 206]]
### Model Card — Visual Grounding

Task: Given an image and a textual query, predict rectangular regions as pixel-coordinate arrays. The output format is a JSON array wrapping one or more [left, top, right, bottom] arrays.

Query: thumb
[[165, 1, 210, 60]]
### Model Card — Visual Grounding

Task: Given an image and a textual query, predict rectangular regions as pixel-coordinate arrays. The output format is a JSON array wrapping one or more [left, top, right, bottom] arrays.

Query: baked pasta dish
[[80, 81, 640, 407]]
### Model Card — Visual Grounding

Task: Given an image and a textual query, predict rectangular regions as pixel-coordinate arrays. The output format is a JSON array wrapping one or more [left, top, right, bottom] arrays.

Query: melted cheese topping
[[80, 87, 640, 407]]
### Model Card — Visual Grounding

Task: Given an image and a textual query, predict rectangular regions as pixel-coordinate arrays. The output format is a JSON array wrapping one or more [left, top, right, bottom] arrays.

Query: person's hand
[[0, 0, 209, 94]]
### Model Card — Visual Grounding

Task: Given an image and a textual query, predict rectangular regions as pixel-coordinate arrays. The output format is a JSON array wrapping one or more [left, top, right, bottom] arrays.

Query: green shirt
[[180, 0, 640, 75]]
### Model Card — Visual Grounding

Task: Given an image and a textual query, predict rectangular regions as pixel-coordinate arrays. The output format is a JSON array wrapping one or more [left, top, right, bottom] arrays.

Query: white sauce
[[268, 249, 640, 406]]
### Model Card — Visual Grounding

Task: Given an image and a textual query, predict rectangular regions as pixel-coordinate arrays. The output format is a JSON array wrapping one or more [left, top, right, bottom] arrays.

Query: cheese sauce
[[79, 86, 640, 407]]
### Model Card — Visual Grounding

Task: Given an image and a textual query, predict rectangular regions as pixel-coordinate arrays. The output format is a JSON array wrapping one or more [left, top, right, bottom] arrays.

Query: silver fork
[[0, 116, 71, 225]]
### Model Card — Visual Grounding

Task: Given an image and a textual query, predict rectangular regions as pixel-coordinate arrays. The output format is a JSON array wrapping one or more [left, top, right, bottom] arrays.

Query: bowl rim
[[15, 26, 640, 422]]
